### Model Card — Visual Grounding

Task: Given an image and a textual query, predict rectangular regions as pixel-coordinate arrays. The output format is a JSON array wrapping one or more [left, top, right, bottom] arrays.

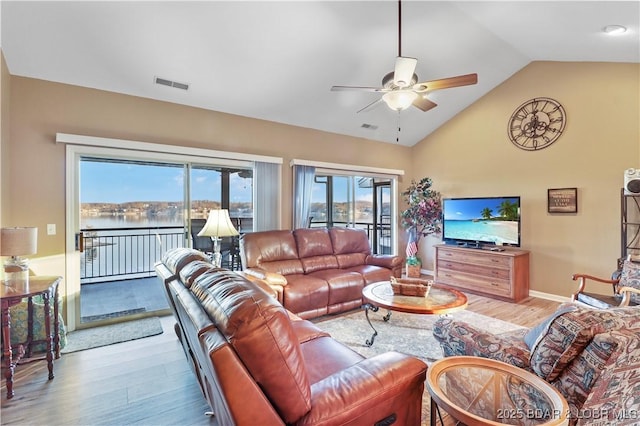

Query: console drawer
[[437, 249, 511, 268], [436, 269, 512, 298], [437, 260, 511, 280]]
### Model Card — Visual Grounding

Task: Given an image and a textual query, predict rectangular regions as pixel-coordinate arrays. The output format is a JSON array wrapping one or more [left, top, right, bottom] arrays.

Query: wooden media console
[[434, 244, 530, 302]]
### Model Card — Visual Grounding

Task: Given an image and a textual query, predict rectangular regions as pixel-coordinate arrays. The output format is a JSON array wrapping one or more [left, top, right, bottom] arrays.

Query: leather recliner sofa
[[155, 248, 427, 426], [239, 227, 403, 319]]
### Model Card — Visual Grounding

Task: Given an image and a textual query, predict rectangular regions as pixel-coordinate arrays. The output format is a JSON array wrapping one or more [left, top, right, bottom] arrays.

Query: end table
[[1, 276, 62, 399]]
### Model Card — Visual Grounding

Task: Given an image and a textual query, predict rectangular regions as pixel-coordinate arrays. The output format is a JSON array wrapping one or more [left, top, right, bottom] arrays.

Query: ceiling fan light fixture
[[603, 24, 627, 35], [383, 90, 417, 111]]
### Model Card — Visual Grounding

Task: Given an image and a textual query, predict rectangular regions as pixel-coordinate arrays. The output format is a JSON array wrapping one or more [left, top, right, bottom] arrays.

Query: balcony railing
[[80, 226, 184, 283], [80, 220, 392, 283]]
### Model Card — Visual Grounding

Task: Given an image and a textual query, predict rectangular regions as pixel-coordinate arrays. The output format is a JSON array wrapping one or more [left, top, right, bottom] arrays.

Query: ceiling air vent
[[154, 76, 189, 91], [361, 123, 378, 130]]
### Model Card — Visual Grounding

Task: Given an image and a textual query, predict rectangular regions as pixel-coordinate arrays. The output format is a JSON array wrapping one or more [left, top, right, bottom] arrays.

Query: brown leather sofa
[[155, 248, 427, 426], [239, 227, 403, 319]]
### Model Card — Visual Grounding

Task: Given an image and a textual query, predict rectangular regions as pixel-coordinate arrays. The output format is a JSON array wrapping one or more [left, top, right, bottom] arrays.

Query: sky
[[80, 161, 252, 203], [443, 197, 520, 221], [81, 159, 383, 204]]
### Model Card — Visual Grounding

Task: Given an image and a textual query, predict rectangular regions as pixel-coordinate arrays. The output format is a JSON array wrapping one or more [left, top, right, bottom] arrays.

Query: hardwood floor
[[1, 294, 560, 425]]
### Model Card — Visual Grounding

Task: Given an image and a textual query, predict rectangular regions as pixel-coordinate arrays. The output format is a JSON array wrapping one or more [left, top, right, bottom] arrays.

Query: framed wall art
[[548, 188, 578, 213]]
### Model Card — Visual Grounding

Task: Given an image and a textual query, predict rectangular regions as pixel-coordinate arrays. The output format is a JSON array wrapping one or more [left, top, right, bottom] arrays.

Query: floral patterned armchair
[[433, 304, 640, 425]]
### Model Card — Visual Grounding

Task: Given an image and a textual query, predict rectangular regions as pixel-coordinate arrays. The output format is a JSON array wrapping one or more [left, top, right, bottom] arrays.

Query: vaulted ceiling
[[2, 1, 638, 146]]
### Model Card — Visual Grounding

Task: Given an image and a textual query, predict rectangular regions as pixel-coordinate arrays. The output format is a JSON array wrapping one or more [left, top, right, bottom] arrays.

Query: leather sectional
[[155, 247, 427, 425]]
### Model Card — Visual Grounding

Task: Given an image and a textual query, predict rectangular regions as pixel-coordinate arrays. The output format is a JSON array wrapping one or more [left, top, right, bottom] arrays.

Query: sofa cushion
[[329, 227, 371, 255], [344, 264, 392, 284], [308, 270, 364, 305], [283, 275, 330, 319], [529, 309, 605, 382], [179, 260, 216, 288], [300, 255, 339, 274], [524, 304, 578, 350], [192, 271, 312, 423], [240, 230, 304, 274], [336, 252, 368, 269], [551, 332, 618, 417], [294, 228, 334, 258], [162, 248, 209, 277]]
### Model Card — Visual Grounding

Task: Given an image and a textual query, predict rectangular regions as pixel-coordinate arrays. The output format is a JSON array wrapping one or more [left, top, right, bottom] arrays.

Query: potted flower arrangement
[[400, 177, 442, 277]]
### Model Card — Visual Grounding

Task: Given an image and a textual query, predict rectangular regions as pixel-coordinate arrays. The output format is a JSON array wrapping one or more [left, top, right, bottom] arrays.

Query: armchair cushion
[[529, 309, 605, 382], [523, 304, 577, 350], [551, 332, 618, 417]]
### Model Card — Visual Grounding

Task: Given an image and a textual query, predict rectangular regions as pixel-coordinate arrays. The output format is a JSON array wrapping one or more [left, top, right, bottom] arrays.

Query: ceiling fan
[[331, 1, 478, 113]]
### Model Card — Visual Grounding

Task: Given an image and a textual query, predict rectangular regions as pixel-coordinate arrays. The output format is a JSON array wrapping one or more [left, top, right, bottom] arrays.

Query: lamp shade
[[197, 210, 239, 238], [1, 227, 38, 256], [383, 90, 418, 111]]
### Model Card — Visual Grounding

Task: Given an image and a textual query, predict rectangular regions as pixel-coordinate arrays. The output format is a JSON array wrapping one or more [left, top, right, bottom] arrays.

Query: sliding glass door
[[78, 158, 187, 324], [67, 147, 256, 330]]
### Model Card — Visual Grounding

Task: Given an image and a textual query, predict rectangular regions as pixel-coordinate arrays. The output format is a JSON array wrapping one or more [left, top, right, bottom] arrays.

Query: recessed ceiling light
[[603, 25, 627, 35]]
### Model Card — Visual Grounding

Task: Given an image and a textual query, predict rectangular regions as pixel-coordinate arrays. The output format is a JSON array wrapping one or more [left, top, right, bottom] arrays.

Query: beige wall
[[3, 60, 639, 301], [413, 61, 640, 298], [6, 75, 412, 257]]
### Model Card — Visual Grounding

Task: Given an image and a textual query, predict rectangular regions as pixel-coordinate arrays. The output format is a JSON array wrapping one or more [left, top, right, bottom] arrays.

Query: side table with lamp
[[197, 209, 240, 268], [1, 227, 62, 399]]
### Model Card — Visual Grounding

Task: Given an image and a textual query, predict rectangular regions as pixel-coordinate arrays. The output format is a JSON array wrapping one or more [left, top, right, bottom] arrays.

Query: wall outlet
[[47, 224, 56, 235]]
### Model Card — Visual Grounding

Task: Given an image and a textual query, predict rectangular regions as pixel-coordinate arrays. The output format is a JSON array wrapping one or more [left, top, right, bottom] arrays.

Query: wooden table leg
[[53, 284, 60, 359], [2, 303, 15, 399], [43, 290, 54, 380]]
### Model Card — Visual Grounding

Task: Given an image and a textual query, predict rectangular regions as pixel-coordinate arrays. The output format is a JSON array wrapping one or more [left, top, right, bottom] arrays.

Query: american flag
[[406, 227, 419, 258]]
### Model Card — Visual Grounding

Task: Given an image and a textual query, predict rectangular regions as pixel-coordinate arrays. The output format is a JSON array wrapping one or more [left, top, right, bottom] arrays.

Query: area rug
[[314, 308, 525, 363], [61, 317, 164, 353], [314, 309, 526, 425]]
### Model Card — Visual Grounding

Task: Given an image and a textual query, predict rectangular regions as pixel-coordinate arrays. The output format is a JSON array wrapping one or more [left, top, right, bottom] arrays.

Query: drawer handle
[[491, 259, 500, 263], [490, 282, 499, 287]]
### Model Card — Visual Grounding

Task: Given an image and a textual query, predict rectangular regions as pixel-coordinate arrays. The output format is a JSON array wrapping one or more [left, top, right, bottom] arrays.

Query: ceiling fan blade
[[412, 96, 438, 112], [413, 73, 478, 92], [331, 85, 384, 92], [356, 98, 384, 113], [393, 56, 417, 88]]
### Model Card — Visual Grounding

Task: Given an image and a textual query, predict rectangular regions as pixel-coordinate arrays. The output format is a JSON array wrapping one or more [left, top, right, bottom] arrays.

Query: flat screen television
[[442, 196, 521, 247]]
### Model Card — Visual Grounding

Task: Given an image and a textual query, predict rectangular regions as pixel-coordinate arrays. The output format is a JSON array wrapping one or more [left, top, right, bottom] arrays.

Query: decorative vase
[[406, 256, 422, 278]]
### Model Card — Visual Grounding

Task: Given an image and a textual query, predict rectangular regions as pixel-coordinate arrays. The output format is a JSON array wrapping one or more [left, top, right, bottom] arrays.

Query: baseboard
[[528, 289, 571, 303]]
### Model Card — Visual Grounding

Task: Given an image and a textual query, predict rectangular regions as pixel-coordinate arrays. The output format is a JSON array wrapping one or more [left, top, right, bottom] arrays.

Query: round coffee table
[[427, 356, 569, 426], [361, 280, 467, 346]]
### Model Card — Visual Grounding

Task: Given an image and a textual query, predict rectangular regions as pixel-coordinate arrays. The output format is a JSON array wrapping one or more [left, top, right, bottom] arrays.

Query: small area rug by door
[[314, 309, 526, 425], [61, 317, 164, 354]]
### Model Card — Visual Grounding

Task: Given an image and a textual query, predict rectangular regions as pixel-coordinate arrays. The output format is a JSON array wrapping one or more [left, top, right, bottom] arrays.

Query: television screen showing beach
[[443, 197, 520, 245]]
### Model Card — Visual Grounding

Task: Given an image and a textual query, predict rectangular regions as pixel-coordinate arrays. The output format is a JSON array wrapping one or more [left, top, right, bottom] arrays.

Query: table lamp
[[197, 209, 239, 268], [1, 227, 38, 287]]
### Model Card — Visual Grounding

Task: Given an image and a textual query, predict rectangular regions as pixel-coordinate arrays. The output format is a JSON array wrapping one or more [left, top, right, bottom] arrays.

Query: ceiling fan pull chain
[[396, 110, 401, 143]]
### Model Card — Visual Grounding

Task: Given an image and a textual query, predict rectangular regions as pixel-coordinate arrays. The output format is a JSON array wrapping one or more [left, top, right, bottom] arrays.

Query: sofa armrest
[[433, 317, 531, 370], [298, 352, 427, 425], [242, 268, 287, 304], [243, 267, 288, 286], [239, 272, 280, 300], [366, 254, 403, 273]]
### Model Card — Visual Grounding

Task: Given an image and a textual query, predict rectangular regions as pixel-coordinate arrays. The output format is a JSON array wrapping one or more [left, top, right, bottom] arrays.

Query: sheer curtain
[[254, 161, 281, 231], [292, 165, 315, 229]]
